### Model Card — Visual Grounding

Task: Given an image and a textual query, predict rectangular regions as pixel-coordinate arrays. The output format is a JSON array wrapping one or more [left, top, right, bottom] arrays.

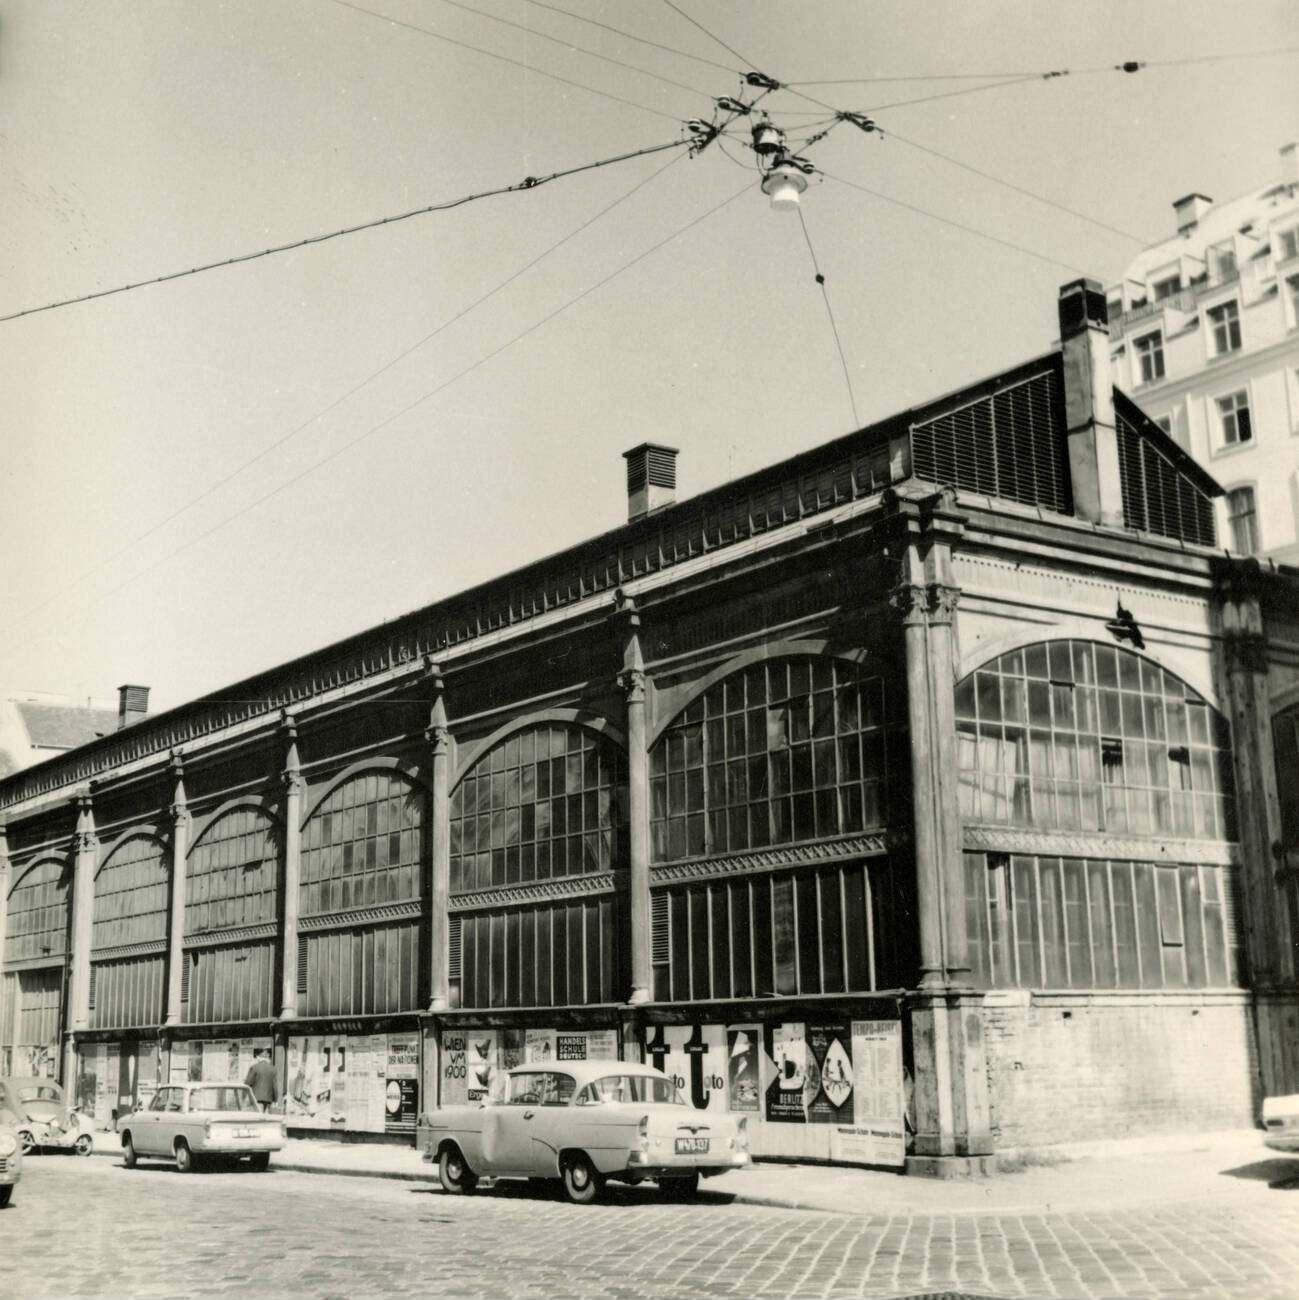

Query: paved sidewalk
[[86, 1124, 1298, 1217]]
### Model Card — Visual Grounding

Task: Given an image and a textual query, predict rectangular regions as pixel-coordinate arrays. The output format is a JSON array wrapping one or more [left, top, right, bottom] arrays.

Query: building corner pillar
[[616, 593, 652, 1007], [886, 487, 992, 1176], [279, 714, 304, 1020], [0, 820, 9, 1003], [65, 791, 97, 1087], [164, 753, 189, 1027], [426, 665, 451, 1013]]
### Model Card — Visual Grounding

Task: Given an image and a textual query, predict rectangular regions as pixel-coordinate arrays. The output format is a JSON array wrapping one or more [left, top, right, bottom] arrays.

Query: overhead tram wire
[[327, 0, 683, 123], [423, 0, 715, 102], [819, 168, 1091, 276], [1, 135, 698, 323], [659, 0, 761, 76], [0, 152, 688, 638], [795, 207, 859, 430], [0, 179, 754, 661]]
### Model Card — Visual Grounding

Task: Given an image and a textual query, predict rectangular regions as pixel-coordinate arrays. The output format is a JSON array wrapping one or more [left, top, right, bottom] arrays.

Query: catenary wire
[[795, 206, 860, 429], [425, 0, 715, 101], [0, 153, 688, 639], [0, 136, 692, 323], [860, 74, 1046, 114], [820, 169, 1091, 275], [518, 0, 736, 75], [0, 180, 753, 660], [881, 129, 1146, 243], [659, 0, 761, 75], [328, 0, 683, 122]]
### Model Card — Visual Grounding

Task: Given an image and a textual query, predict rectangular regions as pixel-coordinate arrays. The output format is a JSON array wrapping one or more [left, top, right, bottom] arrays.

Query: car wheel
[[175, 1140, 196, 1174], [73, 1133, 94, 1157], [0, 1184, 11, 1209], [248, 1152, 271, 1172], [438, 1146, 478, 1195], [122, 1133, 138, 1168], [17, 1130, 35, 1157], [561, 1153, 604, 1205], [661, 1170, 701, 1200]]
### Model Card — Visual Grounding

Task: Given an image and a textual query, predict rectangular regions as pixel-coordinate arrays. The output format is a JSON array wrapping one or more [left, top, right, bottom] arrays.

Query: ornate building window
[[301, 771, 424, 916], [186, 808, 279, 934], [93, 836, 169, 949], [450, 725, 626, 893], [4, 859, 68, 963], [650, 656, 902, 863], [956, 641, 1235, 841]]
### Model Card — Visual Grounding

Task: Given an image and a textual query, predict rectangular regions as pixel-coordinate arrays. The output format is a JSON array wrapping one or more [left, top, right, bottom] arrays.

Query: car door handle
[[522, 1110, 535, 1120]]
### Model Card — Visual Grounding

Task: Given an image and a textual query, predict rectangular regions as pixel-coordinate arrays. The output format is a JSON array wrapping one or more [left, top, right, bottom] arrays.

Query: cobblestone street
[[7, 1154, 1299, 1299]]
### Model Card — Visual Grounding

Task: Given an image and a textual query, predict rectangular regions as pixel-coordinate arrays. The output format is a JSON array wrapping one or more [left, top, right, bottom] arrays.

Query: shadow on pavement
[[1221, 1158, 1299, 1190], [408, 1179, 738, 1208]]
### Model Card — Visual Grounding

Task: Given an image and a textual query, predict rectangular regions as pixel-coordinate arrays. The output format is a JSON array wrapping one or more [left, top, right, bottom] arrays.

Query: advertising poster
[[421, 1024, 439, 1112], [347, 1036, 380, 1132], [766, 1022, 808, 1123], [385, 1034, 419, 1132], [466, 1030, 497, 1102], [556, 1032, 588, 1062], [201, 1040, 227, 1082], [500, 1028, 524, 1071], [330, 1040, 348, 1122], [135, 1043, 159, 1111], [833, 1019, 905, 1167], [188, 1041, 204, 1081], [441, 1030, 469, 1107], [806, 1023, 855, 1125], [116, 1043, 138, 1118], [726, 1025, 762, 1114], [286, 1035, 336, 1128], [585, 1029, 618, 1062], [524, 1028, 556, 1063], [644, 1025, 728, 1113], [92, 1045, 112, 1128], [169, 1041, 189, 1085]]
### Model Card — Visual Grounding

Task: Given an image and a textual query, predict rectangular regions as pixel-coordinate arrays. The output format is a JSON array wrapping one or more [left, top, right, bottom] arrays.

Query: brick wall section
[[982, 991, 1259, 1147]]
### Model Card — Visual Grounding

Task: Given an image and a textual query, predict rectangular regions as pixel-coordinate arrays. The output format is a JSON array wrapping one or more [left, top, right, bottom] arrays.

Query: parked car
[[118, 1082, 285, 1172], [1262, 1094, 1299, 1153], [421, 1060, 750, 1203], [0, 1119, 22, 1207], [0, 1077, 95, 1156]]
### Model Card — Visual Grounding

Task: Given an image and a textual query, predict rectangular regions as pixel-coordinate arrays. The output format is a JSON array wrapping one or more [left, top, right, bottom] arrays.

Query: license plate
[[674, 1136, 709, 1154], [233, 1129, 253, 1139]]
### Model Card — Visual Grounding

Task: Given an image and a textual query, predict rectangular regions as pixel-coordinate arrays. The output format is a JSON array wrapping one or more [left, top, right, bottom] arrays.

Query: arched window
[[301, 770, 424, 916], [93, 836, 169, 948], [956, 640, 1235, 840], [450, 725, 626, 894], [650, 656, 901, 863], [5, 859, 68, 963], [187, 807, 279, 934]]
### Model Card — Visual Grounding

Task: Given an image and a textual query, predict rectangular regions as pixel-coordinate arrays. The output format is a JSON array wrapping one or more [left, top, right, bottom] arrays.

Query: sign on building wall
[[829, 1020, 905, 1167]]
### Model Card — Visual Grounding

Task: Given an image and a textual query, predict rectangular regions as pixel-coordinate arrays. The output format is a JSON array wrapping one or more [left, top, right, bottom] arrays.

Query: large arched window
[[5, 859, 68, 963], [187, 807, 279, 934], [956, 640, 1235, 840], [650, 656, 901, 862], [91, 835, 169, 1029], [2, 860, 68, 1075], [450, 724, 626, 894]]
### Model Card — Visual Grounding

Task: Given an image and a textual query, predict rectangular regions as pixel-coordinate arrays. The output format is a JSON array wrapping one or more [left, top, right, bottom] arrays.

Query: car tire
[[122, 1133, 138, 1168], [248, 1152, 271, 1172], [0, 1184, 11, 1209], [438, 1145, 478, 1195], [73, 1133, 94, 1157], [17, 1130, 35, 1157], [661, 1170, 701, 1200], [175, 1140, 196, 1174], [561, 1153, 604, 1205]]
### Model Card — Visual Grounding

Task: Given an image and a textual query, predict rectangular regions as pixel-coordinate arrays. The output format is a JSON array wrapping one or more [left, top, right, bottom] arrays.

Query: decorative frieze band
[[90, 939, 168, 962], [183, 922, 279, 950], [3, 953, 68, 973], [962, 824, 1239, 867], [449, 873, 617, 913], [298, 900, 423, 933], [650, 831, 895, 887]]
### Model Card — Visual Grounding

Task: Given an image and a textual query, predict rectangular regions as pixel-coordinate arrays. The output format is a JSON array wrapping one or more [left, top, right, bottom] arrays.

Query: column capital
[[889, 581, 960, 627], [426, 722, 451, 756], [280, 709, 298, 742], [617, 666, 647, 705]]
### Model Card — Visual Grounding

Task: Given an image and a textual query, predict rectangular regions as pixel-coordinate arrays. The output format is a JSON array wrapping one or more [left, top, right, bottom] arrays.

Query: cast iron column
[[0, 820, 8, 1006], [279, 714, 303, 1019], [427, 664, 451, 1012], [164, 753, 189, 1026], [617, 594, 651, 1006], [65, 790, 97, 1086]]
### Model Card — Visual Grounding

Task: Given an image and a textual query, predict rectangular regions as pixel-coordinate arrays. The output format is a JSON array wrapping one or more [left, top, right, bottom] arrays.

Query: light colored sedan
[[1262, 1094, 1299, 1153], [118, 1083, 284, 1173], [422, 1060, 750, 1203], [0, 1120, 21, 1208]]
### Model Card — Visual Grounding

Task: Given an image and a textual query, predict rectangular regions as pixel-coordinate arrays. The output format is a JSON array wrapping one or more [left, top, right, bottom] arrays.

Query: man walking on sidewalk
[[245, 1048, 278, 1113]]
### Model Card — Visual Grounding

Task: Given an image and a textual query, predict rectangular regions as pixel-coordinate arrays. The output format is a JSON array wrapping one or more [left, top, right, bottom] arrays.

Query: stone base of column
[[278, 1007, 298, 1020], [626, 986, 651, 1006], [905, 1152, 998, 1179]]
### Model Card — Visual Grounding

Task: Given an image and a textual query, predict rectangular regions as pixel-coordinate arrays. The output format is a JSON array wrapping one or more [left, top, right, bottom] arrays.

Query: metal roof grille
[[1116, 410, 1217, 547], [651, 891, 669, 966], [910, 367, 1070, 512], [181, 953, 191, 1003], [296, 941, 308, 995], [625, 445, 677, 494], [448, 914, 462, 982], [87, 965, 96, 1010]]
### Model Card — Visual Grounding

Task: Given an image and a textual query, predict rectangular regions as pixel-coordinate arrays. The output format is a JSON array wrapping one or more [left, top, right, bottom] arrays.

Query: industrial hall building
[[3, 279, 1297, 1176]]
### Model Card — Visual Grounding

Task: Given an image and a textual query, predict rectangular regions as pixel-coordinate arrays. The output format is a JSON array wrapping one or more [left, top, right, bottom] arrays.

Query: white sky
[[2, 0, 1296, 714]]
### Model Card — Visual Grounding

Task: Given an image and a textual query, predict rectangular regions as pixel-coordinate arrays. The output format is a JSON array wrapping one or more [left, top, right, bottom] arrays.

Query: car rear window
[[17, 1086, 61, 1102], [188, 1087, 259, 1112]]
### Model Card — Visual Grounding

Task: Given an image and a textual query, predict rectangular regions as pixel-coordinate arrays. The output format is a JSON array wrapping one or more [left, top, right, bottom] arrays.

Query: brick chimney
[[117, 684, 150, 730], [1058, 279, 1123, 528], [622, 443, 678, 521], [1173, 192, 1212, 235]]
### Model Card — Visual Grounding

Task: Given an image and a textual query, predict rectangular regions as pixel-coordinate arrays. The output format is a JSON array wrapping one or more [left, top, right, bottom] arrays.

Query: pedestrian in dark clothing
[[245, 1049, 278, 1113]]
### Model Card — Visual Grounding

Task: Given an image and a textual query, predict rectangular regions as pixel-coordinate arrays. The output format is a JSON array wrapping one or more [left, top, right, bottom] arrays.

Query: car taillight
[[736, 1117, 749, 1151], [204, 1120, 212, 1138], [638, 1114, 650, 1152]]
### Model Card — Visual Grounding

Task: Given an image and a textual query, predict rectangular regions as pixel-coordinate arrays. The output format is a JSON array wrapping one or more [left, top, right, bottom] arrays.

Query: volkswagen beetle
[[421, 1060, 749, 1203], [0, 1119, 21, 1207]]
